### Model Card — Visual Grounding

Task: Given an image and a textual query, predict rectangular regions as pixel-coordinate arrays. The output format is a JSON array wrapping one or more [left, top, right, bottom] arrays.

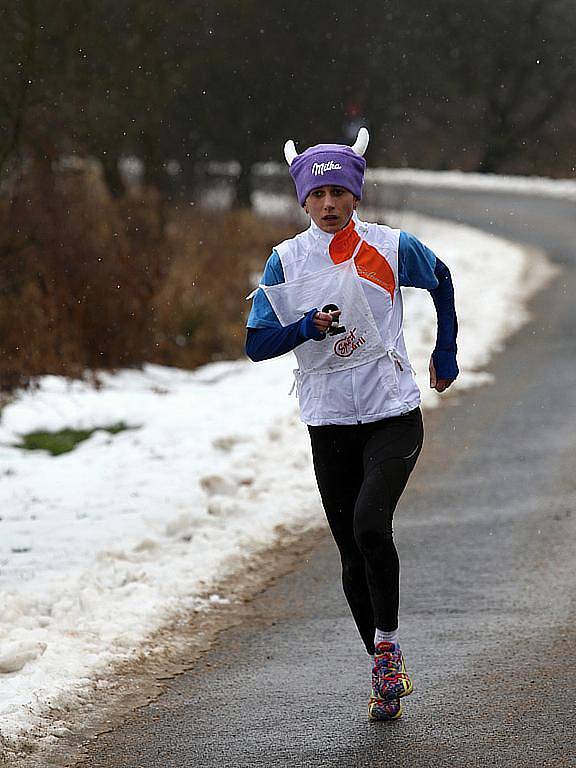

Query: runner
[[245, 128, 459, 721]]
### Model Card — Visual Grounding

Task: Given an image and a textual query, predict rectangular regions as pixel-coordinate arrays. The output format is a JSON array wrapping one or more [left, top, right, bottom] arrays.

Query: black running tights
[[308, 408, 424, 655]]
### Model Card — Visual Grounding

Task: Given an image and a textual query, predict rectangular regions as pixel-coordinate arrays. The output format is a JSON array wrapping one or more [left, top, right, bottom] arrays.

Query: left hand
[[429, 356, 454, 393]]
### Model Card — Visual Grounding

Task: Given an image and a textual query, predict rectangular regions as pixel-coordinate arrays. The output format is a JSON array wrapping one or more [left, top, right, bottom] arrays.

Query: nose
[[323, 194, 335, 209]]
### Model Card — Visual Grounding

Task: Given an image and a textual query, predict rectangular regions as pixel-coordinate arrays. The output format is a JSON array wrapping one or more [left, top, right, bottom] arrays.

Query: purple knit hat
[[284, 128, 369, 206]]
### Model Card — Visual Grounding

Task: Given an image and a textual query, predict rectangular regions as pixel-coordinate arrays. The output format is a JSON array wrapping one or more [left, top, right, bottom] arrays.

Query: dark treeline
[[1, 0, 575, 204], [0, 0, 575, 387]]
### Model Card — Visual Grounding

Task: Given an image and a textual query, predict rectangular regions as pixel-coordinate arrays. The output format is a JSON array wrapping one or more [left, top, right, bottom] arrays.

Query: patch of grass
[[16, 422, 134, 456]]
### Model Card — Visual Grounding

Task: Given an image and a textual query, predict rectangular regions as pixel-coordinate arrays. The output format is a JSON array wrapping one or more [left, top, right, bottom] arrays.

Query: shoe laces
[[373, 642, 404, 681]]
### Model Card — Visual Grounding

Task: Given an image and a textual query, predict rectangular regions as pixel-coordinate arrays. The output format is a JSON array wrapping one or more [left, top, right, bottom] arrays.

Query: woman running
[[245, 128, 458, 721]]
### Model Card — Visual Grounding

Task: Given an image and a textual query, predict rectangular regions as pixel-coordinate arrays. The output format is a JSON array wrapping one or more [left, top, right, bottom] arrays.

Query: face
[[304, 185, 358, 233]]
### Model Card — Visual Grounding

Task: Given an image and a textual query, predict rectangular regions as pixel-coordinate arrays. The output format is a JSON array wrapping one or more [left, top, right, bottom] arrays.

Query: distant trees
[[417, 0, 576, 173], [1, 0, 575, 205]]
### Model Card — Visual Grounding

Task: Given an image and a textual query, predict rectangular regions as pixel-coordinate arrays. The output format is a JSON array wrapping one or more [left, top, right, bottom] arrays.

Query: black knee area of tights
[[353, 525, 394, 558], [340, 554, 365, 583]]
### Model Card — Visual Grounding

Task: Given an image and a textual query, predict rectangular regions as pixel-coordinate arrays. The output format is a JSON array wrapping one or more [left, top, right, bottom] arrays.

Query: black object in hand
[[322, 304, 346, 336]]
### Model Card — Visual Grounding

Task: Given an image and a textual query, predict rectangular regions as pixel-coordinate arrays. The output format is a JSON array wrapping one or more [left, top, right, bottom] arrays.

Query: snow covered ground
[[0, 209, 557, 757], [365, 167, 576, 200]]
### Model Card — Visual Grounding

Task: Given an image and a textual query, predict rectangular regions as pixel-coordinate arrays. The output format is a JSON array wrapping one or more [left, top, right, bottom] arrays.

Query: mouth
[[322, 215, 339, 222]]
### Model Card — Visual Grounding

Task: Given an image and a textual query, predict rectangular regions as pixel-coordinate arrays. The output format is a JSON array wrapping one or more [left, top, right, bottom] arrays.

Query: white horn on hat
[[284, 139, 298, 166], [351, 127, 369, 156]]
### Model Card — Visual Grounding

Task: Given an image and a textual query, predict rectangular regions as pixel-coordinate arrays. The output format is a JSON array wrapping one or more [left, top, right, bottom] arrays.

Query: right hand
[[313, 309, 341, 334]]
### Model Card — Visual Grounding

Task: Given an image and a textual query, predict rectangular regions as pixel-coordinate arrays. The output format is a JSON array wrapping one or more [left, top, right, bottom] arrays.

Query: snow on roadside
[[0, 212, 556, 755], [366, 167, 576, 200]]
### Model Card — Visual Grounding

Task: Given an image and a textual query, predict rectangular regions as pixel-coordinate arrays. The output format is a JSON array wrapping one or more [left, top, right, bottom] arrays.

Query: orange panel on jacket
[[329, 220, 396, 300]]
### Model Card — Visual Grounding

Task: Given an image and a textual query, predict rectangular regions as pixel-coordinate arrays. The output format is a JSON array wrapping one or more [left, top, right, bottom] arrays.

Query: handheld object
[[322, 303, 346, 336]]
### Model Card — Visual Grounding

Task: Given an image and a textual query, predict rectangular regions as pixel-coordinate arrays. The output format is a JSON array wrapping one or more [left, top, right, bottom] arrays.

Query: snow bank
[[366, 167, 576, 200], [0, 212, 555, 755]]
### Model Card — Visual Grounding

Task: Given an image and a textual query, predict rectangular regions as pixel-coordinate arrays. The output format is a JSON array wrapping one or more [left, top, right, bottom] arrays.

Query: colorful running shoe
[[368, 693, 402, 721], [372, 641, 413, 701]]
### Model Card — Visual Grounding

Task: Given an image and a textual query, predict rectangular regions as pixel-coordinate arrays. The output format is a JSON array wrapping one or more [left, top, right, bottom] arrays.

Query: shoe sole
[[399, 678, 413, 699], [368, 697, 403, 722]]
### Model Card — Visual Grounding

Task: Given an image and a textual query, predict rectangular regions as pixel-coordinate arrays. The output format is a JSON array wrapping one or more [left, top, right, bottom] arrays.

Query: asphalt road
[[71, 189, 576, 768]]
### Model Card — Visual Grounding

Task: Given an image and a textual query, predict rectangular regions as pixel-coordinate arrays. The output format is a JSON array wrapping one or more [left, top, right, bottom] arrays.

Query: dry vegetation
[[0, 161, 297, 390]]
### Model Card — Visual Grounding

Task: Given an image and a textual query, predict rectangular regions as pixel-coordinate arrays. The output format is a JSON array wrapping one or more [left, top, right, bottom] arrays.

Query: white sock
[[374, 627, 399, 647]]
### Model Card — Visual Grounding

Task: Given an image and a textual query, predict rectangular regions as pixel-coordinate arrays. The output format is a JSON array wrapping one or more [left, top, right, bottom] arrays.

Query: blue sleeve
[[399, 232, 439, 289], [246, 250, 285, 329], [429, 258, 459, 381], [399, 232, 458, 380], [246, 309, 325, 362]]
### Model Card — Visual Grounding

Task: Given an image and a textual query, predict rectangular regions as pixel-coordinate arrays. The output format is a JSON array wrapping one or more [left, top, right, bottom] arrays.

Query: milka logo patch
[[311, 160, 342, 176], [334, 327, 366, 357]]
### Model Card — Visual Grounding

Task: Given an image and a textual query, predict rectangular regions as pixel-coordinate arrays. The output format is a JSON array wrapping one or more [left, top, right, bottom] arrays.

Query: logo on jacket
[[334, 327, 366, 357], [312, 160, 342, 176]]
